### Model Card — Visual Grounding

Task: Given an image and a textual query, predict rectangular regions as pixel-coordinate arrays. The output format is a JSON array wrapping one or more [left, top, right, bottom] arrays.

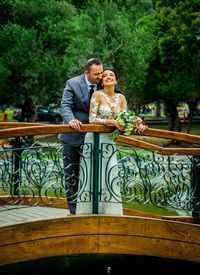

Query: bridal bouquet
[[110, 111, 135, 142]]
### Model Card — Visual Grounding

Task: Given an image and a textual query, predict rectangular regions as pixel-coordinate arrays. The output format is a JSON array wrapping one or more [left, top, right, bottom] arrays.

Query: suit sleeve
[[60, 80, 76, 123]]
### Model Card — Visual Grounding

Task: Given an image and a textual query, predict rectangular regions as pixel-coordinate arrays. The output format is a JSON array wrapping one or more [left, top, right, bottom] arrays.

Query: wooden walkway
[[0, 205, 70, 227]]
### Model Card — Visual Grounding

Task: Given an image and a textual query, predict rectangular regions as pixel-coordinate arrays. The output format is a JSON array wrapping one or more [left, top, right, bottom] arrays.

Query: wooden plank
[[98, 235, 200, 263], [0, 216, 200, 266], [0, 206, 69, 226], [0, 235, 99, 265], [0, 216, 99, 246], [98, 216, 200, 244]]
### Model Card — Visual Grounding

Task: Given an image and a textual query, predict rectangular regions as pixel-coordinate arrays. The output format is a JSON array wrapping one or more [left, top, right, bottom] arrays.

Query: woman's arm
[[122, 94, 147, 133], [89, 92, 106, 124], [89, 92, 124, 131]]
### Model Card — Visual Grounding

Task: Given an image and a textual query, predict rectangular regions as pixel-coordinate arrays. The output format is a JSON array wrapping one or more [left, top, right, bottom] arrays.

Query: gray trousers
[[62, 144, 81, 214]]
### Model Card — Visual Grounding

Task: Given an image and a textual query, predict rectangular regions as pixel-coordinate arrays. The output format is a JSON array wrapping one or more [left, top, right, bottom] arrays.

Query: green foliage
[[0, 23, 40, 101], [72, 0, 153, 108], [0, 0, 153, 107], [1, 0, 199, 122], [0, 0, 79, 106], [140, 0, 200, 107], [0, 60, 9, 96]]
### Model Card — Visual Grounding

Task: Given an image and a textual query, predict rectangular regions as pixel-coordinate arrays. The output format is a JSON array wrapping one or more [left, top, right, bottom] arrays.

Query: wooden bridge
[[0, 122, 200, 269]]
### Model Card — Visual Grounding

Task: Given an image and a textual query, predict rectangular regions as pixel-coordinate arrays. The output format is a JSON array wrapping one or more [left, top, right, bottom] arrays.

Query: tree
[[71, 0, 153, 111], [0, 0, 78, 106], [0, 0, 153, 109], [0, 23, 40, 103], [139, 0, 200, 131]]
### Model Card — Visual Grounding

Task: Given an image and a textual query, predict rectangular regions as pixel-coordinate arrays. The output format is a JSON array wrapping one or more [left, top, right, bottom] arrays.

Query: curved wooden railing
[[0, 122, 200, 266], [1, 122, 200, 154]]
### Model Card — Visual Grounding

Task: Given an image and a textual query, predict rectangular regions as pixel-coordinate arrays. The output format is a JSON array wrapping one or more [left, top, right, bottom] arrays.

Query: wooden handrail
[[0, 122, 200, 155], [117, 135, 200, 155], [0, 122, 44, 128], [0, 122, 200, 142]]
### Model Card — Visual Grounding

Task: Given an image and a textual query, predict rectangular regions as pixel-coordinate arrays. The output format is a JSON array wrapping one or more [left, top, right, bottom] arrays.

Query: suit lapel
[[80, 76, 102, 109], [80, 75, 90, 108]]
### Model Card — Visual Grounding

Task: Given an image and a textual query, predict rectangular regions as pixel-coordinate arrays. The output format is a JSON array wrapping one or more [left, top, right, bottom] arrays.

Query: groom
[[58, 58, 103, 214]]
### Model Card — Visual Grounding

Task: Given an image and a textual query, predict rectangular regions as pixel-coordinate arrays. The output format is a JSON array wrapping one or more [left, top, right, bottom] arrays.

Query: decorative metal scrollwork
[[0, 140, 200, 215]]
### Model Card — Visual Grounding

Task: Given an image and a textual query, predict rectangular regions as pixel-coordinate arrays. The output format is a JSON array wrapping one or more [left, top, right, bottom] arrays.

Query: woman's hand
[[135, 123, 148, 133], [133, 116, 148, 133], [133, 116, 143, 125], [107, 119, 124, 131]]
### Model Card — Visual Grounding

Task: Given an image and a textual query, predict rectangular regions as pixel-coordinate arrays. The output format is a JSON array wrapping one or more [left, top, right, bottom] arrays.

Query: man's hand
[[68, 119, 82, 131]]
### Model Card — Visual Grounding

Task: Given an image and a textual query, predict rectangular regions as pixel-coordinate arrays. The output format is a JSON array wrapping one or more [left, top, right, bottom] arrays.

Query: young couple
[[58, 58, 147, 215]]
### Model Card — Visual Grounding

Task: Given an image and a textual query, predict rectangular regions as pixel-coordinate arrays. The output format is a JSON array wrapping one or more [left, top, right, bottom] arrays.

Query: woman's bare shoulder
[[93, 89, 103, 96]]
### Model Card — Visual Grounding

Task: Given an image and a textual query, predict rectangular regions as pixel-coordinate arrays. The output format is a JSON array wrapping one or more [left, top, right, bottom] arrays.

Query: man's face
[[85, 64, 103, 84]]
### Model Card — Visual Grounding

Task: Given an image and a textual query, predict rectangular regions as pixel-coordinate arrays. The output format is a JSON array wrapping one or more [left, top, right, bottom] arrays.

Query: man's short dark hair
[[85, 58, 102, 71]]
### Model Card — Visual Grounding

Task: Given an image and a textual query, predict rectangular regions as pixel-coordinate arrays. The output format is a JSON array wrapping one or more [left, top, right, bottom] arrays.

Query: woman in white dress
[[76, 67, 146, 215]]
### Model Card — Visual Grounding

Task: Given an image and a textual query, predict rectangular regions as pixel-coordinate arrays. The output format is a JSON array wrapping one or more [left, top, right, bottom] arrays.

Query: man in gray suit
[[58, 58, 103, 214]]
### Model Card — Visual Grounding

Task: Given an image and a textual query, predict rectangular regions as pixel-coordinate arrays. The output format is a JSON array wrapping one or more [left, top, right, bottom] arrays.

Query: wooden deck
[[0, 205, 70, 227]]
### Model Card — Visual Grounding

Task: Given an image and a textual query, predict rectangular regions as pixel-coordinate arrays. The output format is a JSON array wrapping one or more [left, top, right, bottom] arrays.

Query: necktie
[[89, 85, 95, 99]]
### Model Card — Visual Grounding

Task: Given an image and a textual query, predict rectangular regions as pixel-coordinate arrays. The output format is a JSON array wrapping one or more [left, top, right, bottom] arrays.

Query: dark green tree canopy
[[0, 0, 199, 132], [0, 0, 152, 108]]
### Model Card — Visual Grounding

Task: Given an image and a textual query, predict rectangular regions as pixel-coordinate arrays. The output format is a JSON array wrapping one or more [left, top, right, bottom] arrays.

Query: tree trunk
[[165, 101, 182, 132], [155, 101, 161, 118], [187, 97, 200, 134]]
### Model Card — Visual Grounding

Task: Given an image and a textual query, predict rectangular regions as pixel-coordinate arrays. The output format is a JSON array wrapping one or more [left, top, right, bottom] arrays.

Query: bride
[[76, 67, 146, 215]]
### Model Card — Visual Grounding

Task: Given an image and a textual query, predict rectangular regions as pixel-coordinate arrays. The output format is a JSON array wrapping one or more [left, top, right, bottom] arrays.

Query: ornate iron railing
[[0, 123, 200, 216]]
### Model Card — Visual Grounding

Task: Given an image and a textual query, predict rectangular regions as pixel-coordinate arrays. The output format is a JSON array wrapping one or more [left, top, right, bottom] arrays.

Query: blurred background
[[0, 0, 199, 135]]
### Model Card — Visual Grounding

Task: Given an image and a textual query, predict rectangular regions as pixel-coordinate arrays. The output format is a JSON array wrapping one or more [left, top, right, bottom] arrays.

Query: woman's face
[[102, 70, 117, 87]]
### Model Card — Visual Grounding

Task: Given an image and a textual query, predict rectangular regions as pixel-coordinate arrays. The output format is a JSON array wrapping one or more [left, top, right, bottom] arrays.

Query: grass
[[123, 201, 191, 216]]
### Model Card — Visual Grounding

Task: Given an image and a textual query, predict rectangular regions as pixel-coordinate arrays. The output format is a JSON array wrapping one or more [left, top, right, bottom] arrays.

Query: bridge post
[[11, 137, 23, 196], [92, 133, 100, 214], [191, 155, 200, 217]]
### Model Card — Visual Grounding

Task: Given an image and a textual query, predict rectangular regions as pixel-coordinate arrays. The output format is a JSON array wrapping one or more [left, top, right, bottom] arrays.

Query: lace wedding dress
[[76, 90, 127, 215]]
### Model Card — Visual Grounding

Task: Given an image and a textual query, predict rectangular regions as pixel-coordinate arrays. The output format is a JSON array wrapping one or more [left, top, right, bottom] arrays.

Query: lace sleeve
[[121, 95, 128, 112], [89, 94, 106, 124]]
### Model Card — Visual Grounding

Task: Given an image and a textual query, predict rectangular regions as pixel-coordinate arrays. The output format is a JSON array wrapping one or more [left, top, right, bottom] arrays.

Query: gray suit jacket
[[58, 74, 93, 147]]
